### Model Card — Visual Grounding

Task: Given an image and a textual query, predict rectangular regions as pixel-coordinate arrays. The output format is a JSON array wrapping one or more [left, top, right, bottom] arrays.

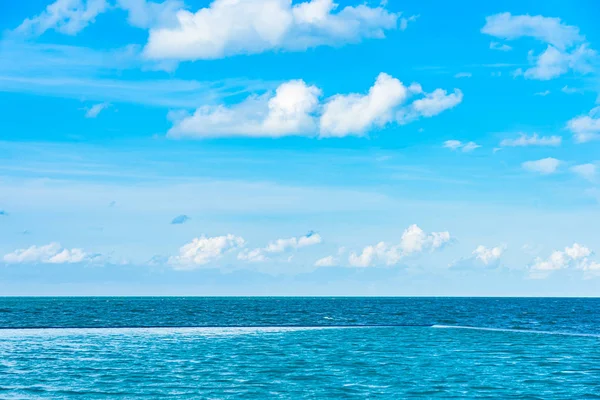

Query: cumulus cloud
[[85, 102, 110, 118], [168, 234, 245, 269], [482, 13, 597, 80], [314, 255, 336, 267], [348, 224, 451, 267], [443, 140, 480, 152], [143, 0, 401, 60], [171, 214, 191, 224], [571, 163, 597, 182], [14, 0, 109, 36], [3, 242, 89, 264], [169, 80, 322, 138], [500, 133, 562, 147], [451, 244, 506, 269], [239, 232, 322, 263], [529, 243, 599, 278], [522, 157, 561, 174], [169, 73, 463, 139], [524, 44, 596, 80], [567, 107, 600, 143]]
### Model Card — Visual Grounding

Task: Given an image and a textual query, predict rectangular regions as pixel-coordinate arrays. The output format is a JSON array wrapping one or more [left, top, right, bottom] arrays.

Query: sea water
[[0, 297, 598, 398]]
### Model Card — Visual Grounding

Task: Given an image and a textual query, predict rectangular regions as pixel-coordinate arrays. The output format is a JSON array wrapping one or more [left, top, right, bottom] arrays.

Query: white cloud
[[3, 242, 89, 264], [490, 41, 512, 51], [14, 0, 109, 36], [402, 88, 463, 120], [143, 0, 400, 60], [319, 73, 414, 137], [482, 13, 583, 50], [454, 72, 472, 78], [450, 244, 506, 269], [530, 243, 597, 278], [473, 245, 505, 265], [567, 107, 600, 143], [522, 157, 561, 174], [169, 73, 463, 139], [500, 133, 562, 147], [168, 234, 245, 269], [265, 232, 322, 253], [443, 140, 480, 152], [348, 224, 451, 267], [482, 13, 596, 80], [169, 79, 322, 138], [85, 102, 110, 118], [314, 255, 336, 267], [524, 44, 596, 80], [239, 232, 322, 263], [571, 163, 597, 182]]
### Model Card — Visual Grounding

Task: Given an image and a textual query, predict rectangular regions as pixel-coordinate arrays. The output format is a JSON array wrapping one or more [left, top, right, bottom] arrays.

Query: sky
[[1, 0, 600, 296]]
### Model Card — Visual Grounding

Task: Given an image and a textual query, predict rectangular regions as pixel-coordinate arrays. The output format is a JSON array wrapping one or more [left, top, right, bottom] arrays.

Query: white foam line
[[0, 326, 366, 337], [432, 325, 600, 338]]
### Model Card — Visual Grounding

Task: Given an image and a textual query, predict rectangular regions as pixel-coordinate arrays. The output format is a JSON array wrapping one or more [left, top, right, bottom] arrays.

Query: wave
[[432, 325, 600, 338], [0, 324, 429, 337]]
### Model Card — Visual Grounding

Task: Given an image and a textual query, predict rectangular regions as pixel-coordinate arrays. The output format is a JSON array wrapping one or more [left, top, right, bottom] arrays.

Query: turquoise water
[[1, 298, 599, 398]]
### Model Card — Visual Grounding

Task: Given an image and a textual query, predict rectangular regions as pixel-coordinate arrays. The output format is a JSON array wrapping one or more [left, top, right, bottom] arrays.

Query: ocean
[[0, 297, 598, 398]]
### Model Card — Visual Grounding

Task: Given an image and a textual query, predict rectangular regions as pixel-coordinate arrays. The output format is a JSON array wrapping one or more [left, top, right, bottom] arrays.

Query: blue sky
[[1, 0, 600, 295]]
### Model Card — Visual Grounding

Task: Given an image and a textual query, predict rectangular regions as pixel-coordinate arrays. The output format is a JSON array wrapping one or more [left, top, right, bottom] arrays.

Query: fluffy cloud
[[314, 255, 336, 267], [522, 157, 561, 174], [530, 243, 599, 278], [571, 163, 597, 182], [319, 73, 413, 137], [482, 13, 597, 80], [3, 242, 89, 264], [169, 73, 463, 139], [348, 224, 451, 267], [85, 102, 110, 118], [450, 244, 506, 269], [239, 232, 322, 262], [14, 0, 109, 36], [168, 234, 245, 269], [524, 44, 596, 80], [567, 107, 600, 143], [500, 133, 561, 147], [169, 80, 321, 138], [143, 0, 402, 60], [443, 140, 480, 152]]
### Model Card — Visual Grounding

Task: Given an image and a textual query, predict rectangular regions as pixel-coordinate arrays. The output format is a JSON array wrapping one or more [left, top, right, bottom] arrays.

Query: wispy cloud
[[490, 41, 512, 51], [443, 140, 481, 152], [500, 133, 562, 147], [85, 102, 110, 118]]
